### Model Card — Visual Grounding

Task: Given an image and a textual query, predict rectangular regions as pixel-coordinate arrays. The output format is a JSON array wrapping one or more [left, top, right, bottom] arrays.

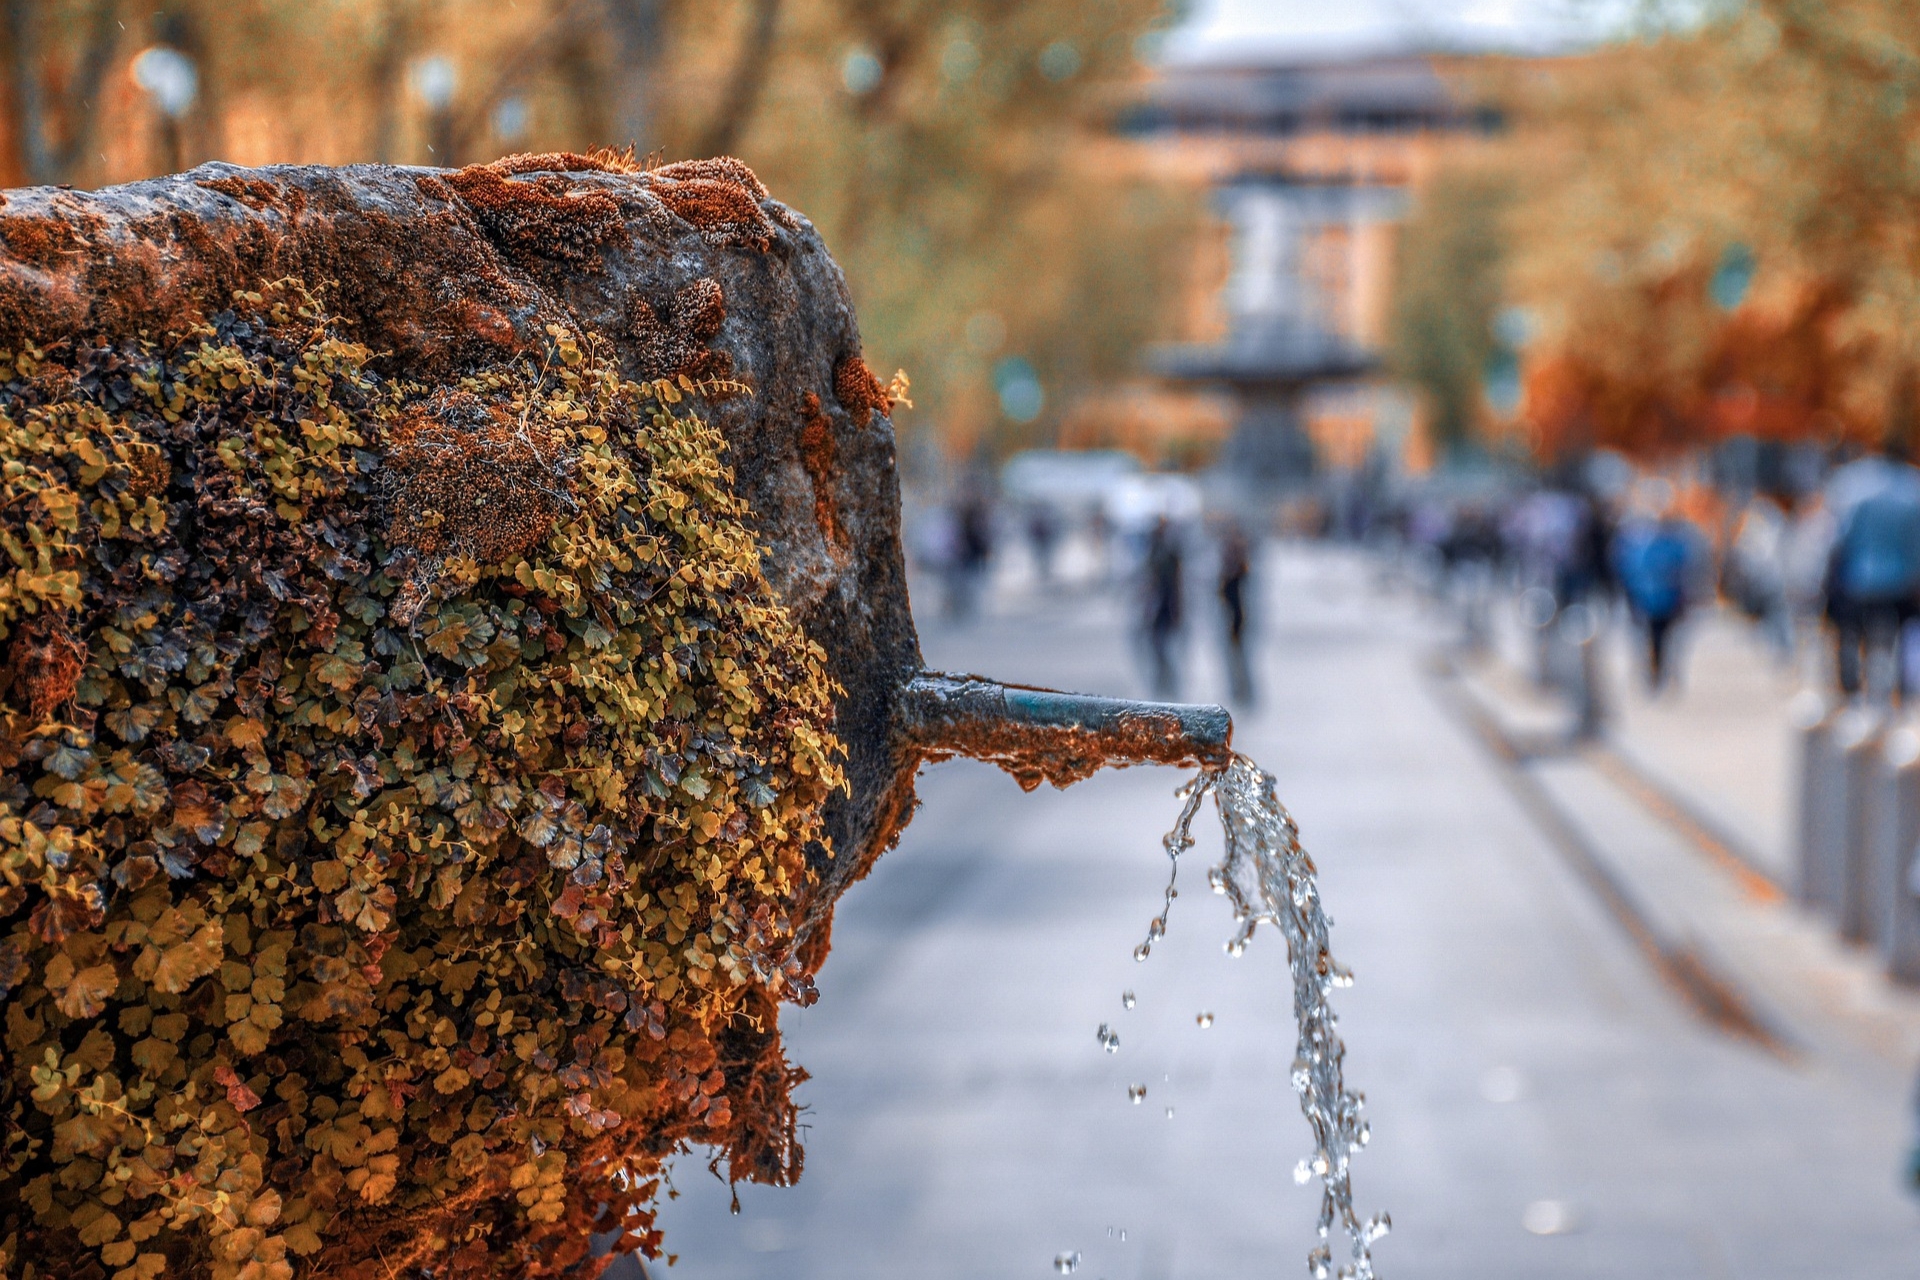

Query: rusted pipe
[[899, 671, 1233, 791]]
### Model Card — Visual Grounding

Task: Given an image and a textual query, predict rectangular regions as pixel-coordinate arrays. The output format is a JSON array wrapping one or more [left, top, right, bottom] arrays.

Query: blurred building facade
[[1132, 50, 1504, 493]]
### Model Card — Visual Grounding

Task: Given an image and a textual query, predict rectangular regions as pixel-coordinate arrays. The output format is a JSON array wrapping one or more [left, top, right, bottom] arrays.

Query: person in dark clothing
[[1141, 517, 1184, 700], [1218, 522, 1255, 705], [946, 489, 994, 620], [1026, 503, 1059, 584]]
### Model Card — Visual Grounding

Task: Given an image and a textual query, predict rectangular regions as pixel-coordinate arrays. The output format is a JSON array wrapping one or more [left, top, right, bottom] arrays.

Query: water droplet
[[1127, 1083, 1146, 1105], [1053, 1250, 1082, 1274], [1146, 916, 1166, 942], [1355, 1121, 1371, 1148], [1308, 1245, 1332, 1279], [1164, 1106, 1175, 1119], [1363, 1212, 1392, 1243], [1329, 966, 1355, 989], [1096, 1023, 1120, 1054], [1207, 867, 1228, 894], [1120, 1229, 1127, 1242], [729, 1190, 741, 1215], [1293, 1159, 1313, 1185], [1132, 942, 1152, 963], [1224, 938, 1246, 958], [1121, 990, 1136, 1009], [1195, 1011, 1214, 1028]]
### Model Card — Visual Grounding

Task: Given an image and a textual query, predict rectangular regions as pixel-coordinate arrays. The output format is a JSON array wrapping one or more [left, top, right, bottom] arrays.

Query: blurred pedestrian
[[1141, 516, 1184, 700], [1782, 490, 1838, 677], [1026, 502, 1059, 585], [1825, 453, 1920, 699], [1218, 522, 1255, 706], [1613, 502, 1701, 691], [1726, 490, 1793, 661], [946, 488, 995, 622]]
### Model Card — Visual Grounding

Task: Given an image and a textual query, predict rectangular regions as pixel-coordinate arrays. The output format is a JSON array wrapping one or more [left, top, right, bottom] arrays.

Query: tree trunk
[[602, 0, 664, 152], [695, 0, 781, 158]]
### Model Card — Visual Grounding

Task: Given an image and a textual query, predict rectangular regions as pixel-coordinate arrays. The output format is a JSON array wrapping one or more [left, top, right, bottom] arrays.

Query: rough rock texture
[[0, 155, 924, 933]]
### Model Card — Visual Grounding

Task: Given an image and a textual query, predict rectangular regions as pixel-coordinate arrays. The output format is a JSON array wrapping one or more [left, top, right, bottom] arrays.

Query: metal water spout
[[898, 672, 1232, 790]]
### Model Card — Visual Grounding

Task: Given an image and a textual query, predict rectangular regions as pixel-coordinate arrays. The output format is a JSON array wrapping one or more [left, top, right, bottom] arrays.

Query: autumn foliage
[[0, 280, 844, 1278]]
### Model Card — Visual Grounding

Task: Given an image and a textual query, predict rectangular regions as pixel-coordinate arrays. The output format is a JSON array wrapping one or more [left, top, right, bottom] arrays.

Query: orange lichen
[[122, 440, 171, 499], [833, 354, 892, 427], [0, 213, 96, 266], [2, 613, 85, 722], [443, 164, 629, 264], [380, 388, 578, 625], [194, 175, 300, 213], [629, 276, 730, 381], [799, 391, 844, 548], [0, 178, 540, 374], [489, 147, 642, 177], [651, 157, 769, 199], [715, 988, 809, 1187], [646, 158, 776, 250]]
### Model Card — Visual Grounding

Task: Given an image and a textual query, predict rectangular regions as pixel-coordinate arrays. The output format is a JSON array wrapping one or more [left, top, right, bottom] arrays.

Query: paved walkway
[[1484, 595, 1802, 880], [642, 544, 1920, 1278]]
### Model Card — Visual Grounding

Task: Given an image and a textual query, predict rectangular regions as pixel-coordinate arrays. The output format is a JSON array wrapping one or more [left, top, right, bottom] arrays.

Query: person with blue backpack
[[1825, 451, 1920, 699], [1613, 498, 1704, 690]]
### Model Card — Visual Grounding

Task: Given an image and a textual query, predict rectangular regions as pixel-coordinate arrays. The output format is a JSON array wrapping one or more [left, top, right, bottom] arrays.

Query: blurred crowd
[[909, 438, 1920, 716], [910, 454, 1260, 709], [1395, 444, 1920, 705]]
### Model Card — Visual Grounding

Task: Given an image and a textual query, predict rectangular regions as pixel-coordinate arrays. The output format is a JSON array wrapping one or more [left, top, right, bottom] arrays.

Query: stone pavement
[[1484, 594, 1801, 881], [640, 543, 1920, 1278]]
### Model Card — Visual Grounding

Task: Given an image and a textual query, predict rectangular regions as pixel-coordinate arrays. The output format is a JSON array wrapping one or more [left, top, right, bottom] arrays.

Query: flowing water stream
[[1133, 754, 1387, 1279]]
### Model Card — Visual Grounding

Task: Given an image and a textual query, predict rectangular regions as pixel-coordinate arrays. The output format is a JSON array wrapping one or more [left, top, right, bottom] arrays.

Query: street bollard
[[1459, 560, 1494, 655], [1838, 706, 1890, 941], [1558, 602, 1605, 739], [1875, 725, 1920, 981], [1794, 692, 1843, 914], [1519, 586, 1558, 688]]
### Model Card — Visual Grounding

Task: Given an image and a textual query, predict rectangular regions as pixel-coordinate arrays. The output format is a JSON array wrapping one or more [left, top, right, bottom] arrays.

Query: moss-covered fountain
[[0, 153, 1249, 1280]]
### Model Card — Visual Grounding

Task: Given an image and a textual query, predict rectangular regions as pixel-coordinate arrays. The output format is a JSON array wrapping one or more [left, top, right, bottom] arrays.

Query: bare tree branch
[[601, 0, 663, 152], [445, 0, 596, 165], [52, 0, 122, 180], [694, 0, 780, 159], [367, 0, 414, 163], [3, 0, 52, 183], [3, 0, 122, 185]]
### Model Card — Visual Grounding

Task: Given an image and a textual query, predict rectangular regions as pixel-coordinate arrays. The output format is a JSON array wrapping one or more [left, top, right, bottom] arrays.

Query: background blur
[[22, 0, 1920, 1275]]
